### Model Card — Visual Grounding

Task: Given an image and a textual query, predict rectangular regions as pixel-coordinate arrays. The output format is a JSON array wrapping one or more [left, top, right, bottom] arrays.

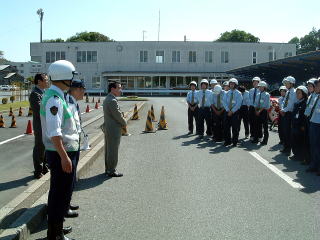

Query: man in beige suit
[[103, 81, 127, 177]]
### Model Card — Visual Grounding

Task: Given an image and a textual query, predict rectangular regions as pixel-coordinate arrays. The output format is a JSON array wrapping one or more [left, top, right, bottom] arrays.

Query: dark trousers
[[198, 107, 212, 136], [239, 105, 250, 136], [278, 114, 285, 143], [254, 110, 269, 142], [33, 131, 47, 174], [248, 106, 256, 137], [291, 125, 307, 161], [188, 106, 199, 133], [282, 112, 293, 151], [47, 150, 77, 224], [212, 111, 224, 141], [304, 120, 311, 163], [309, 122, 320, 170], [224, 111, 240, 144]]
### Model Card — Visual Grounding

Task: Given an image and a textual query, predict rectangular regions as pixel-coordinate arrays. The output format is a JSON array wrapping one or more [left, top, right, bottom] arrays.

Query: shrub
[[2, 98, 8, 104], [10, 96, 15, 103]]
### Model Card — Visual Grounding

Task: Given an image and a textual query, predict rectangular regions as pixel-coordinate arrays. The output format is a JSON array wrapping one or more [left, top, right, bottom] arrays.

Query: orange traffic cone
[[158, 106, 168, 130], [95, 102, 99, 109], [0, 115, 5, 128], [150, 105, 156, 122], [10, 115, 17, 128], [143, 110, 155, 133], [131, 104, 139, 120], [27, 107, 32, 116], [85, 94, 89, 103], [86, 105, 90, 113], [121, 125, 131, 136], [18, 107, 23, 116], [9, 107, 13, 117], [25, 120, 33, 135]]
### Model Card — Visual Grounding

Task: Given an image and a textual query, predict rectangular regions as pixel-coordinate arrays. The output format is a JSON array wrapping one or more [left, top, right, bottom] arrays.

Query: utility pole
[[157, 10, 160, 41], [143, 30, 147, 41], [37, 8, 44, 43]]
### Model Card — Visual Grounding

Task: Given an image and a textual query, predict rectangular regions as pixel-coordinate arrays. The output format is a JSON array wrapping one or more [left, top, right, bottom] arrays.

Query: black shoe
[[65, 209, 79, 218], [306, 168, 317, 173], [106, 171, 123, 177], [232, 142, 237, 147], [63, 226, 72, 235], [187, 131, 193, 135], [251, 139, 258, 144], [279, 141, 283, 145], [42, 166, 49, 175], [260, 141, 268, 145], [34, 172, 43, 179], [70, 204, 79, 210], [223, 142, 231, 146], [197, 135, 204, 139], [289, 155, 299, 161]]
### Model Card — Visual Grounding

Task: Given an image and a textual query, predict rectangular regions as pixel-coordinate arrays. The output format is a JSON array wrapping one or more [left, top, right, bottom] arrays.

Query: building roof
[[0, 65, 10, 71], [4, 73, 16, 79], [227, 50, 320, 81]]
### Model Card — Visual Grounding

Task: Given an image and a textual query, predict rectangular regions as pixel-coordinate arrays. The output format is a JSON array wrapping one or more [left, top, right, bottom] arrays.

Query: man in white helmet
[[211, 85, 225, 142], [238, 85, 250, 138], [195, 79, 213, 138], [278, 85, 288, 145], [40, 60, 79, 240], [248, 76, 261, 141], [280, 76, 298, 155], [210, 79, 218, 90], [223, 78, 243, 146], [186, 81, 199, 134]]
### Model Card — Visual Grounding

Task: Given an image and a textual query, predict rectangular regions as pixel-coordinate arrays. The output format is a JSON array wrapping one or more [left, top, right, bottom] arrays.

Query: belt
[[200, 107, 210, 109]]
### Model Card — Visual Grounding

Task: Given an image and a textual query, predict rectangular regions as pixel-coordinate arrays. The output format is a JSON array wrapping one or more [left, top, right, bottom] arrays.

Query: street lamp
[[36, 8, 44, 42]]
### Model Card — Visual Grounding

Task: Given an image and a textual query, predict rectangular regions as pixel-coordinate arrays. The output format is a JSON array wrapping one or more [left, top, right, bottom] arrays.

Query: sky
[[1, 0, 319, 62]]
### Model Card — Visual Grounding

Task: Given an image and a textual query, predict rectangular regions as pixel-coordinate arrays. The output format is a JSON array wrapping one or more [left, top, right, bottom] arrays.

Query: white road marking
[[0, 134, 25, 146], [249, 151, 304, 189]]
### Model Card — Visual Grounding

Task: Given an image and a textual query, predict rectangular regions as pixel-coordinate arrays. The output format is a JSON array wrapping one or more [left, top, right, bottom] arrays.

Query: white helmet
[[223, 81, 229, 86], [200, 79, 209, 85], [210, 79, 218, 85], [213, 85, 222, 94], [306, 78, 317, 86], [296, 85, 308, 95], [229, 78, 238, 85], [258, 81, 267, 88], [279, 86, 287, 92], [189, 81, 197, 87], [252, 76, 261, 82], [48, 60, 77, 81], [282, 76, 296, 85]]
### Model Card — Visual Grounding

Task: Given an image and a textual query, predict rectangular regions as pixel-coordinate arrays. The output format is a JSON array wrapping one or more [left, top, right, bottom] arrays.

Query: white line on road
[[249, 151, 304, 189], [0, 134, 25, 146]]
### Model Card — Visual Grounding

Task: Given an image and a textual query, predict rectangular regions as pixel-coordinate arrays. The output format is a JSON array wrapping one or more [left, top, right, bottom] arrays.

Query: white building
[[9, 61, 43, 79], [30, 41, 296, 93]]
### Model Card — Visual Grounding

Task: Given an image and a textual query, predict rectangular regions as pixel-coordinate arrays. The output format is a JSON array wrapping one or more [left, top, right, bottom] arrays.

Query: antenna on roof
[[157, 9, 160, 42]]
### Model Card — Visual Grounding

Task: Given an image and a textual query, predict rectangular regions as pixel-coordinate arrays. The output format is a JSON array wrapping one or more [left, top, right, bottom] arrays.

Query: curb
[[0, 101, 145, 240]]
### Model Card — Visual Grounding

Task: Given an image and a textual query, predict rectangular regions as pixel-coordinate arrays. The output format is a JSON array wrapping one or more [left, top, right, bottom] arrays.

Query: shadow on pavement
[[172, 133, 192, 140], [0, 175, 34, 192], [0, 208, 27, 232], [75, 173, 111, 192]]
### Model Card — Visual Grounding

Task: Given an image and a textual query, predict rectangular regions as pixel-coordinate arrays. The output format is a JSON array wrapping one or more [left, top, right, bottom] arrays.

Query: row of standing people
[[186, 77, 270, 147]]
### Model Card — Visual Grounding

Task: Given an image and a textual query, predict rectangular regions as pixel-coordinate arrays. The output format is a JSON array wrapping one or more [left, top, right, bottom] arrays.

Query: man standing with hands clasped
[[103, 81, 127, 177]]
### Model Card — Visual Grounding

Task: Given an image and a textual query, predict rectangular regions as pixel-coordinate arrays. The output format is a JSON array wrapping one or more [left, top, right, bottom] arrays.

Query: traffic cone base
[[10, 115, 17, 128], [25, 120, 33, 135], [143, 110, 155, 133], [0, 115, 5, 128]]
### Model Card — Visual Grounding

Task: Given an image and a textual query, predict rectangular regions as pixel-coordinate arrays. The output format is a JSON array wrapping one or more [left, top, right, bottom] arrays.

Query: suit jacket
[[103, 93, 126, 133], [29, 86, 44, 135]]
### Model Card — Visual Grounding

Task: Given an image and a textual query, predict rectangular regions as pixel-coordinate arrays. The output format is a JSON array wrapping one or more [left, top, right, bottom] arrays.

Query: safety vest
[[40, 88, 79, 152]]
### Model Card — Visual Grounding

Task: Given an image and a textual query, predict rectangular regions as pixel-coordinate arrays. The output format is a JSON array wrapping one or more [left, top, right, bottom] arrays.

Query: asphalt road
[[0, 98, 136, 209], [30, 97, 320, 240]]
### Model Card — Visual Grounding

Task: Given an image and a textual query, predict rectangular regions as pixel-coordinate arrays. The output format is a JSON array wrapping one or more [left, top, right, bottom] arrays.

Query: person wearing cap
[[65, 79, 86, 218], [40, 60, 79, 239], [211, 85, 225, 142], [306, 78, 320, 175], [278, 86, 288, 145], [186, 81, 199, 134], [196, 79, 213, 138], [303, 78, 318, 165], [290, 86, 308, 162], [222, 81, 230, 92], [248, 77, 261, 141], [103, 81, 127, 177], [238, 85, 250, 138], [253, 81, 270, 145], [280, 76, 298, 155], [29, 73, 49, 179], [223, 78, 243, 146]]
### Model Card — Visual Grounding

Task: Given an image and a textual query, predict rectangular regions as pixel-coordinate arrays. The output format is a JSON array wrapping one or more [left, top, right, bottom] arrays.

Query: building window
[[77, 51, 97, 63], [46, 51, 65, 63], [252, 51, 257, 64], [284, 52, 292, 58], [140, 51, 148, 62], [145, 76, 152, 88], [205, 51, 213, 63], [269, 51, 277, 61], [92, 76, 101, 88], [20, 64, 24, 67], [189, 51, 196, 63], [156, 51, 164, 63], [172, 51, 180, 63], [169, 76, 184, 88], [221, 51, 229, 63]]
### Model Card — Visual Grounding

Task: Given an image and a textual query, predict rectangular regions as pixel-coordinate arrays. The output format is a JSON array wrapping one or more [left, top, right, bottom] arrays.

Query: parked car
[[0, 85, 10, 91]]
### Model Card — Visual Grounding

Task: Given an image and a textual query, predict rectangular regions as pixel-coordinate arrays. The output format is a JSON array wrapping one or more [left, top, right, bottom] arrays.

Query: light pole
[[37, 8, 44, 42]]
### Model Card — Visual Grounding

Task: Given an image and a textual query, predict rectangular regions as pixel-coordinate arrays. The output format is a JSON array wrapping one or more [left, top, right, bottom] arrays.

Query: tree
[[66, 31, 114, 42], [43, 38, 65, 42], [216, 29, 260, 43], [288, 28, 320, 54], [0, 50, 9, 64]]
